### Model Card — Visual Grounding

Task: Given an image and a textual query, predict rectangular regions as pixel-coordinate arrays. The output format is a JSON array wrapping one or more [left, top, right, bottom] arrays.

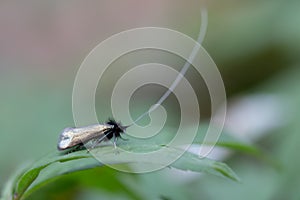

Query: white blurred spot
[[223, 94, 287, 141]]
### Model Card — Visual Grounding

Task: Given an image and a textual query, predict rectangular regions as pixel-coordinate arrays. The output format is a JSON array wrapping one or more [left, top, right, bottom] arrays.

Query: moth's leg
[[119, 134, 128, 141], [111, 133, 120, 154], [113, 133, 117, 149], [65, 143, 85, 154], [120, 128, 129, 141], [75, 144, 85, 151], [89, 132, 109, 150]]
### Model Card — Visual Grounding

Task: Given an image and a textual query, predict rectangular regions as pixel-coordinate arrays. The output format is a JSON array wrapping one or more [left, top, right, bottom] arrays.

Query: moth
[[57, 119, 127, 151]]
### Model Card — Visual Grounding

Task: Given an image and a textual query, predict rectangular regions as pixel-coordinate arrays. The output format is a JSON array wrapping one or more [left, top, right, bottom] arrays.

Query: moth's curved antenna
[[128, 6, 208, 127]]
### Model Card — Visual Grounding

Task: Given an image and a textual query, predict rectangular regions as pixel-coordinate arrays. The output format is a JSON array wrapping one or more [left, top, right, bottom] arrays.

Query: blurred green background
[[1, 0, 300, 199]]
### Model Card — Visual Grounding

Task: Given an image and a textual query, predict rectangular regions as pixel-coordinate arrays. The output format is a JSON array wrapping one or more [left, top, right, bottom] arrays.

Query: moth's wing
[[85, 130, 111, 149]]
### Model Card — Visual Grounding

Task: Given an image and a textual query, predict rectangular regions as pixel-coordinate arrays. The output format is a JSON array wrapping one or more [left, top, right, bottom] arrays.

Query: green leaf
[[25, 166, 143, 200], [21, 158, 100, 200], [3, 142, 239, 200], [172, 150, 240, 181], [12, 151, 91, 200]]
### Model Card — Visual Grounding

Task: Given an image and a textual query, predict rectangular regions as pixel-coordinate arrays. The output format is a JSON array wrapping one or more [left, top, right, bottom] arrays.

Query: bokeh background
[[1, 0, 300, 199]]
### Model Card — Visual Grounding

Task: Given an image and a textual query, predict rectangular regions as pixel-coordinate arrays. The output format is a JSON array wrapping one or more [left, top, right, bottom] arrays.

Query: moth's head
[[106, 119, 127, 133]]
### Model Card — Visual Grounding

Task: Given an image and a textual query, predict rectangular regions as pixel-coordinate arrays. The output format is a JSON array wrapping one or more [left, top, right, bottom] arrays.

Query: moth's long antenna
[[128, 7, 208, 127]]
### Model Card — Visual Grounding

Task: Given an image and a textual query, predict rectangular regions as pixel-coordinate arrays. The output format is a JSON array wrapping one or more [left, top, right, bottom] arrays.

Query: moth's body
[[57, 119, 126, 151]]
